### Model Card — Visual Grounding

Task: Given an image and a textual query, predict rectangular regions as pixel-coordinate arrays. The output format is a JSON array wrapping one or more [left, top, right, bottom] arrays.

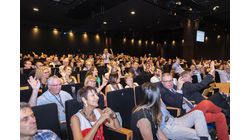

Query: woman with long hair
[[131, 82, 168, 140], [71, 86, 121, 140]]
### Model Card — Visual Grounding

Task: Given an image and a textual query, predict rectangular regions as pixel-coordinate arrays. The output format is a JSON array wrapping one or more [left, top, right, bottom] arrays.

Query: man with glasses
[[157, 68, 229, 140], [37, 75, 73, 122], [28, 75, 73, 139]]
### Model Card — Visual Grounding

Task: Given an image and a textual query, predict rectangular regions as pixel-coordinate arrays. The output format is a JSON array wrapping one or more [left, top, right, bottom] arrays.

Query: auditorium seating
[[107, 88, 135, 129], [215, 83, 230, 96], [32, 103, 61, 138]]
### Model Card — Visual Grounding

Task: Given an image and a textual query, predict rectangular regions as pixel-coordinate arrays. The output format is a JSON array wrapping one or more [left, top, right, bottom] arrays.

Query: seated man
[[28, 75, 73, 138], [157, 72, 229, 140], [37, 75, 73, 122], [20, 102, 61, 140]]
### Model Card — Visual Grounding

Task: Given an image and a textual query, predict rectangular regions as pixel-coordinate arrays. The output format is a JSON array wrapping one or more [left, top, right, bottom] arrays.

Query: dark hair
[[108, 72, 119, 84], [133, 82, 161, 126], [20, 102, 30, 110], [77, 86, 97, 106]]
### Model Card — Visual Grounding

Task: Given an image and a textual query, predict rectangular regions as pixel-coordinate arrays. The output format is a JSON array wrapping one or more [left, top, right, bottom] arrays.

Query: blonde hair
[[124, 72, 133, 81], [35, 66, 51, 80], [84, 75, 97, 86]]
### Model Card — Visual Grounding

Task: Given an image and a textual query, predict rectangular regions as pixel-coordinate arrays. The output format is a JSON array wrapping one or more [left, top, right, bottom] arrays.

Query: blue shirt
[[32, 129, 61, 140], [37, 90, 73, 122], [160, 100, 175, 130]]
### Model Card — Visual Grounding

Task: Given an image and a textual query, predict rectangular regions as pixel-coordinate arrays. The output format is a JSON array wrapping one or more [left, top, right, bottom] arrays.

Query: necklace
[[80, 109, 102, 140]]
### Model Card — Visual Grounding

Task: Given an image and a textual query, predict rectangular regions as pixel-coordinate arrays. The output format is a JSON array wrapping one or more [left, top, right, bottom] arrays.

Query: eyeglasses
[[50, 84, 62, 86], [44, 71, 51, 74], [162, 80, 173, 83]]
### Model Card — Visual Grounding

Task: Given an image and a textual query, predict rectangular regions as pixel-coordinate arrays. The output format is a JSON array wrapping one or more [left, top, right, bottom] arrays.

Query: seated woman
[[35, 66, 51, 90], [60, 66, 77, 85], [71, 86, 121, 140], [130, 82, 168, 140], [124, 72, 139, 88], [84, 75, 108, 97], [85, 66, 101, 87], [105, 72, 123, 95]]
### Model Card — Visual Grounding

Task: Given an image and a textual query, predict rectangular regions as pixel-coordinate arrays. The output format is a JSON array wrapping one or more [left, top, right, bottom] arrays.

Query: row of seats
[[29, 86, 181, 140]]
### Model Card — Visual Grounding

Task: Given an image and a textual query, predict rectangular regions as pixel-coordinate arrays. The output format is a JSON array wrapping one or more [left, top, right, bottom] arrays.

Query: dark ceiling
[[21, 0, 230, 34]]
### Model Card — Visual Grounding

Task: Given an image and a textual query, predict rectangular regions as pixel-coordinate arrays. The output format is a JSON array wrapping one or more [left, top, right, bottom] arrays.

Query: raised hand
[[101, 75, 108, 86], [177, 77, 184, 90], [27, 76, 40, 90]]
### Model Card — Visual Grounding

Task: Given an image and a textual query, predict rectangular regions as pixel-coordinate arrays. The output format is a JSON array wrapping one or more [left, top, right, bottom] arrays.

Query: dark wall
[[21, 24, 229, 59], [194, 33, 230, 60]]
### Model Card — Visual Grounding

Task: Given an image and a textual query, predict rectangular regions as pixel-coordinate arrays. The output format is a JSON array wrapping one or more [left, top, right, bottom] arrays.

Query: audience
[[20, 51, 230, 140]]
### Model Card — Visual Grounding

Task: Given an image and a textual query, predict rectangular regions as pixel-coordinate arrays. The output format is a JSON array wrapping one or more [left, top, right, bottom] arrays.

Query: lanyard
[[80, 109, 102, 140], [51, 93, 64, 108]]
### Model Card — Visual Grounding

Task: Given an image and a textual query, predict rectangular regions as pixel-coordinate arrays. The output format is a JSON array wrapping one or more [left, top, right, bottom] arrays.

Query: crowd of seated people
[[20, 49, 230, 140]]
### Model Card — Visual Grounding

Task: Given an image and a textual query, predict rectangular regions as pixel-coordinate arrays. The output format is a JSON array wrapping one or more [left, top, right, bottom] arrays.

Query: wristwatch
[[110, 112, 117, 119]]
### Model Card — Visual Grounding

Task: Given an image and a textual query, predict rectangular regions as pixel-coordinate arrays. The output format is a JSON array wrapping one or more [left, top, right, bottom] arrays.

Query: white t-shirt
[[103, 53, 111, 64]]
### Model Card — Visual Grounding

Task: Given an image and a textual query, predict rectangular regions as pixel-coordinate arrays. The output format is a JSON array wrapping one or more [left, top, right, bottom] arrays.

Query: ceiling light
[[176, 2, 181, 5], [189, 8, 192, 11], [130, 11, 136, 15], [213, 6, 219, 11], [103, 21, 107, 25], [174, 12, 177, 16], [33, 8, 39, 12]]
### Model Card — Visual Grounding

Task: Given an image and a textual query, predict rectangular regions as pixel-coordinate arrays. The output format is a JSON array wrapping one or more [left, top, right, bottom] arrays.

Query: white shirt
[[150, 76, 161, 83], [103, 53, 111, 64], [216, 69, 230, 83]]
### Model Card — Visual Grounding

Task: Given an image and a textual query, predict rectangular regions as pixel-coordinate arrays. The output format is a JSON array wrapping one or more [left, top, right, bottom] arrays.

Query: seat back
[[107, 88, 135, 129], [51, 67, 60, 77], [20, 87, 32, 102], [20, 86, 43, 102], [192, 75, 198, 83], [79, 71, 87, 83], [65, 99, 82, 140], [134, 86, 143, 106], [215, 83, 230, 96], [215, 71, 221, 83], [32, 103, 61, 137], [61, 85, 73, 94]]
